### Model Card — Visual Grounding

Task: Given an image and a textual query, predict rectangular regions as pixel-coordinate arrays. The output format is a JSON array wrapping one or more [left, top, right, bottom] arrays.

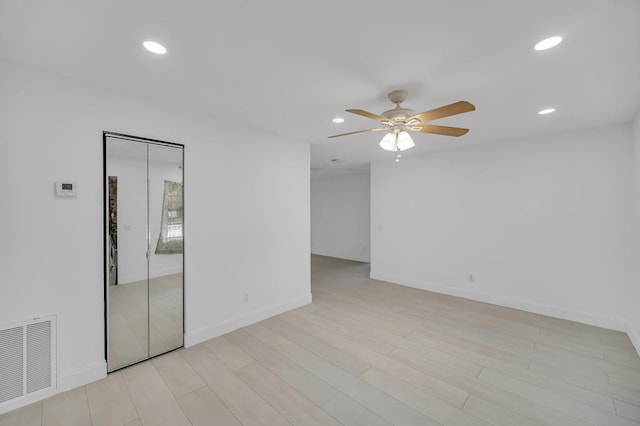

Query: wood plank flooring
[[2, 255, 639, 425]]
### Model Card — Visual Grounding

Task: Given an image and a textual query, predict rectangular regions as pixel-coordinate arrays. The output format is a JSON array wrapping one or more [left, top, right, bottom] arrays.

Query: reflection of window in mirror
[[155, 180, 183, 254], [167, 210, 182, 239]]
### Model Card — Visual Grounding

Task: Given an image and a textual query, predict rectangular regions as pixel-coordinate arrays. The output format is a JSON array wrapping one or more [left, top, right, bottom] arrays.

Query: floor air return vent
[[0, 315, 56, 410]]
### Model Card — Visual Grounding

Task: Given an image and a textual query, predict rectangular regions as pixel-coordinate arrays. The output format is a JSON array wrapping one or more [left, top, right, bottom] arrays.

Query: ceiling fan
[[329, 90, 475, 152]]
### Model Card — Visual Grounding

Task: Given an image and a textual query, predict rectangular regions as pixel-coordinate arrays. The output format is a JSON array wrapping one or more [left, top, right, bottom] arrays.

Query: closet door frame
[[102, 131, 185, 372]]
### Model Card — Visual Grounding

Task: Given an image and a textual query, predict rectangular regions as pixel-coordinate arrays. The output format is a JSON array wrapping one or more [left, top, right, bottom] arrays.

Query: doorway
[[103, 132, 184, 372]]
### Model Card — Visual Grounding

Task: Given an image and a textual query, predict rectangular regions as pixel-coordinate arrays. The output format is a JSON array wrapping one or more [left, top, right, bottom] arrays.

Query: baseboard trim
[[0, 361, 107, 416], [370, 271, 628, 332], [119, 268, 182, 285], [628, 320, 640, 356], [311, 251, 370, 263], [184, 293, 313, 347], [0, 387, 58, 416], [59, 361, 107, 392]]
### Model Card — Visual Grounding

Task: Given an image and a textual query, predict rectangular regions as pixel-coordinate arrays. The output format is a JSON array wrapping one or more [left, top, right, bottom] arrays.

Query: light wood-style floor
[[2, 255, 640, 425]]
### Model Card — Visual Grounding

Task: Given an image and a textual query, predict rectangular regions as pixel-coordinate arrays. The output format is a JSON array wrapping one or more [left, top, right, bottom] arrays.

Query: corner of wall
[[630, 110, 640, 356], [628, 319, 640, 356]]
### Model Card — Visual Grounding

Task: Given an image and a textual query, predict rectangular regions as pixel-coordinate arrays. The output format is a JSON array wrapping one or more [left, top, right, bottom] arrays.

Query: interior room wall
[[371, 123, 634, 332], [311, 172, 370, 262], [630, 111, 640, 353], [0, 59, 310, 411]]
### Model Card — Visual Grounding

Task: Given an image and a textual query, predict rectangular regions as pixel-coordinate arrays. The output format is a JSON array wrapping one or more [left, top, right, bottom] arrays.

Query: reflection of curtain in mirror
[[155, 180, 183, 254]]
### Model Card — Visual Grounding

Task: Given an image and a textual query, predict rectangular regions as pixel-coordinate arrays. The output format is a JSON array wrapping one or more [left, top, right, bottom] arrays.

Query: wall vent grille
[[0, 326, 24, 404], [0, 316, 56, 408]]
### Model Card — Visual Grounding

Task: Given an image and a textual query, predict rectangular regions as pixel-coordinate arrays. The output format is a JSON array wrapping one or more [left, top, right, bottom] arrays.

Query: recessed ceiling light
[[143, 41, 167, 54], [538, 108, 556, 115], [534, 36, 562, 51], [332, 117, 345, 123]]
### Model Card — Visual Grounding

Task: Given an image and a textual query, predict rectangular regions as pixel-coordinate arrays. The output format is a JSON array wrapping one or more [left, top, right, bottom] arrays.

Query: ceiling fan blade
[[328, 128, 387, 138], [346, 109, 391, 123], [406, 101, 475, 124], [413, 124, 469, 137]]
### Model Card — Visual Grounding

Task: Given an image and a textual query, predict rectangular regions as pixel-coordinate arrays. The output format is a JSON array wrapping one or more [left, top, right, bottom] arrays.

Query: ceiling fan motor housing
[[383, 90, 415, 122], [388, 89, 408, 104], [382, 107, 416, 122]]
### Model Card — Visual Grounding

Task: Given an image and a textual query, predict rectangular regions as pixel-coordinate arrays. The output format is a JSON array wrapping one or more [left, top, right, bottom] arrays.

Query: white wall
[[630, 112, 640, 352], [371, 123, 634, 331], [0, 59, 310, 412], [311, 172, 370, 262]]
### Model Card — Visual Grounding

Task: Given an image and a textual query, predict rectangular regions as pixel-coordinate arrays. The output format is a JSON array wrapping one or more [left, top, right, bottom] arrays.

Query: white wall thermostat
[[55, 181, 77, 197]]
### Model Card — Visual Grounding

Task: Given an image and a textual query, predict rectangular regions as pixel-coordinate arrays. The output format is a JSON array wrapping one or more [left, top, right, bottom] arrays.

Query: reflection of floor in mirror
[[108, 273, 183, 371]]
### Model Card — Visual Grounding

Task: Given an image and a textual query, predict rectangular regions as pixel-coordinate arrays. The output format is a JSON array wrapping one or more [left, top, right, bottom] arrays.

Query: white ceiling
[[2, 1, 639, 178]]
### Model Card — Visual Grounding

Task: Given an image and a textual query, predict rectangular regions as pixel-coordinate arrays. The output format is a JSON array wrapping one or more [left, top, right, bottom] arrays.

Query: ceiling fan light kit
[[379, 130, 415, 152], [329, 89, 475, 157]]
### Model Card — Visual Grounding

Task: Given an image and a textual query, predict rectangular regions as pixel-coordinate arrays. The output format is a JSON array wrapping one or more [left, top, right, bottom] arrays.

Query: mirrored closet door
[[104, 132, 184, 372]]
